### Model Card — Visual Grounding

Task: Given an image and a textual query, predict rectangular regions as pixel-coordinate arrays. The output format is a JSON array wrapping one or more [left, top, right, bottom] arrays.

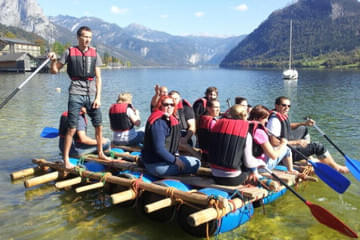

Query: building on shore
[[0, 37, 43, 72]]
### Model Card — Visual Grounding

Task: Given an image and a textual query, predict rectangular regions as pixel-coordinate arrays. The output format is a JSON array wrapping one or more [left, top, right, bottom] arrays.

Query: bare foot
[[287, 169, 300, 175], [98, 152, 111, 161], [64, 162, 75, 169], [336, 165, 349, 174]]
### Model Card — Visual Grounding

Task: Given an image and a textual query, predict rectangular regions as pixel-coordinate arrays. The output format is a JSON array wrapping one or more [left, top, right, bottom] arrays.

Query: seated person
[[197, 100, 220, 162], [109, 92, 144, 146], [193, 86, 218, 120], [248, 105, 298, 174], [267, 96, 348, 173], [141, 95, 201, 177], [235, 96, 252, 114], [59, 107, 110, 158], [207, 104, 254, 186], [150, 85, 168, 112]]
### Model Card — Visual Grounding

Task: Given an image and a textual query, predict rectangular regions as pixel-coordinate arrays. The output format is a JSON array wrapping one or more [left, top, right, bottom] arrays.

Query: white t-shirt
[[112, 108, 138, 142], [266, 117, 281, 137]]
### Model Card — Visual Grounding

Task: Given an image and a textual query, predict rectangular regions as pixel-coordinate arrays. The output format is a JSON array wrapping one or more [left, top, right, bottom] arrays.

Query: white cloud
[[160, 14, 168, 19], [111, 6, 128, 14], [235, 4, 248, 12], [194, 11, 205, 18]]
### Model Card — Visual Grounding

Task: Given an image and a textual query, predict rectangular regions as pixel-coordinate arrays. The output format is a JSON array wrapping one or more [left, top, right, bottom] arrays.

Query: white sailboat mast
[[289, 20, 293, 70]]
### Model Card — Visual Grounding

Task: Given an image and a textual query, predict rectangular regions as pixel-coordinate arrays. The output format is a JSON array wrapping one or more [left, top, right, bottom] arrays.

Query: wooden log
[[10, 166, 43, 180], [111, 189, 137, 204], [111, 145, 142, 152], [55, 177, 82, 189], [85, 155, 212, 177], [188, 198, 245, 227], [75, 182, 104, 193], [32, 159, 229, 208], [24, 171, 60, 188], [144, 197, 175, 213]]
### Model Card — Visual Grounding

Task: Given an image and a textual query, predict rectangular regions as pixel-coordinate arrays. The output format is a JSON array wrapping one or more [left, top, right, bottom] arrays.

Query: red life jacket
[[58, 111, 87, 142], [67, 47, 97, 81], [197, 114, 216, 154], [208, 118, 249, 170], [193, 97, 207, 118], [143, 110, 181, 155], [109, 103, 134, 132], [268, 110, 291, 139], [248, 121, 267, 157], [176, 99, 192, 130]]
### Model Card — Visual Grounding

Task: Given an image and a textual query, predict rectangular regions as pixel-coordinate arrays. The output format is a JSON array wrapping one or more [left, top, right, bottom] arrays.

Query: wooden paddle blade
[[305, 201, 358, 238], [345, 155, 360, 182], [309, 160, 350, 194], [40, 127, 59, 138]]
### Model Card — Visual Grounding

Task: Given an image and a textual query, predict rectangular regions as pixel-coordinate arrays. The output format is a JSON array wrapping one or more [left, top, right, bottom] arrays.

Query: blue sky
[[37, 0, 296, 37]]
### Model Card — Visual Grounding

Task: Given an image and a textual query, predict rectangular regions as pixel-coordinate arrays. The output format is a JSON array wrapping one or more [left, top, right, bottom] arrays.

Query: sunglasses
[[280, 103, 291, 108], [162, 103, 175, 107]]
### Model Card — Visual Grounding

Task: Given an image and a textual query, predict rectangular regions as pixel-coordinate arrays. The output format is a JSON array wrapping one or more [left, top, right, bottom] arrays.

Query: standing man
[[267, 96, 348, 173], [49, 26, 109, 169]]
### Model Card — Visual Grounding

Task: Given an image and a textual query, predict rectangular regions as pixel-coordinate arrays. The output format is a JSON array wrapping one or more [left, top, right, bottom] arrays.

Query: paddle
[[263, 167, 358, 238], [308, 118, 360, 181], [40, 127, 59, 138], [266, 128, 351, 194], [0, 58, 50, 110]]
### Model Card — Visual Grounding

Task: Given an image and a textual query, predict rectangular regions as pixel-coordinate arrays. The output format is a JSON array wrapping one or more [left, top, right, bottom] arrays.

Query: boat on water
[[283, 20, 298, 80], [10, 145, 314, 238]]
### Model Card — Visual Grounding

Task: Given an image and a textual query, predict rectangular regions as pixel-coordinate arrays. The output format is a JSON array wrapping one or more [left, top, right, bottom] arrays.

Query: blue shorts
[[68, 94, 102, 128]]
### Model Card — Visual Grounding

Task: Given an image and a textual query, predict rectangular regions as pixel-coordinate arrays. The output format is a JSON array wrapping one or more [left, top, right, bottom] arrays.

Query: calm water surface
[[0, 68, 359, 240]]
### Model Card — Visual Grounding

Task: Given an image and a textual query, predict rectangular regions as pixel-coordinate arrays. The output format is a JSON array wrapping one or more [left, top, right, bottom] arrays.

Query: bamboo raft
[[10, 146, 317, 238]]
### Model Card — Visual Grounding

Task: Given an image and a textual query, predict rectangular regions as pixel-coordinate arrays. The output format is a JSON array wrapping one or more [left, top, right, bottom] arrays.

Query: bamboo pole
[[24, 171, 60, 188], [111, 189, 137, 204], [187, 198, 245, 227], [32, 159, 228, 207], [55, 177, 82, 189], [144, 198, 175, 213], [10, 166, 43, 180], [75, 182, 105, 193]]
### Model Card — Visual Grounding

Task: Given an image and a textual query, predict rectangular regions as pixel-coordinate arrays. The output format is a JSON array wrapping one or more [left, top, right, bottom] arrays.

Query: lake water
[[0, 68, 359, 240]]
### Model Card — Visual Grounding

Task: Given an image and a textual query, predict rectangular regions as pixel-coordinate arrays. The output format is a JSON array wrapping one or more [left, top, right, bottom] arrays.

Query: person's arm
[[290, 118, 315, 129], [182, 118, 196, 142], [48, 52, 64, 74], [256, 128, 287, 159], [151, 85, 161, 108], [151, 120, 176, 163], [92, 66, 102, 109], [77, 130, 97, 145], [128, 108, 141, 127]]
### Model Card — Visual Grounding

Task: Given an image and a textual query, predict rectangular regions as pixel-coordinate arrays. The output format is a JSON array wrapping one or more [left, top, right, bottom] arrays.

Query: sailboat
[[282, 20, 298, 80]]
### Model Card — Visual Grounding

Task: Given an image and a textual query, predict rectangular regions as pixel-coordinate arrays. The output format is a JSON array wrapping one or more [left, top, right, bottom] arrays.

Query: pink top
[[253, 128, 269, 161]]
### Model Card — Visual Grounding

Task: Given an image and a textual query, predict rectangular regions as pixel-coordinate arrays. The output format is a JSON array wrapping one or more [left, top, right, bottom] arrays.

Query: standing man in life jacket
[[267, 96, 349, 174], [59, 107, 111, 157], [192, 86, 218, 120], [48, 26, 110, 169]]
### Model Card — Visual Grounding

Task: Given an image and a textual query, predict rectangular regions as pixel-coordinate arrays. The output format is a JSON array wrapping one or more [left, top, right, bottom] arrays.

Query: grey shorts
[[67, 94, 102, 128]]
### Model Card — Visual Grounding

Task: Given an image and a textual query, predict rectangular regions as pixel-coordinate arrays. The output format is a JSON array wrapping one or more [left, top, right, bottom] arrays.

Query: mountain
[[0, 0, 244, 66], [220, 0, 360, 69], [50, 15, 245, 66]]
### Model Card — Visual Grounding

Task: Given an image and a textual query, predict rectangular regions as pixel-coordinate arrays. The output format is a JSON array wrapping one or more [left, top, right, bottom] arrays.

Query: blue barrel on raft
[[177, 187, 254, 238], [137, 179, 192, 222], [69, 157, 105, 172]]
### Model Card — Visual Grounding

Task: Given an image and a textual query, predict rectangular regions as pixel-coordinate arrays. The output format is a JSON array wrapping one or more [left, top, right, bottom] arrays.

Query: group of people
[[48, 25, 348, 187]]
